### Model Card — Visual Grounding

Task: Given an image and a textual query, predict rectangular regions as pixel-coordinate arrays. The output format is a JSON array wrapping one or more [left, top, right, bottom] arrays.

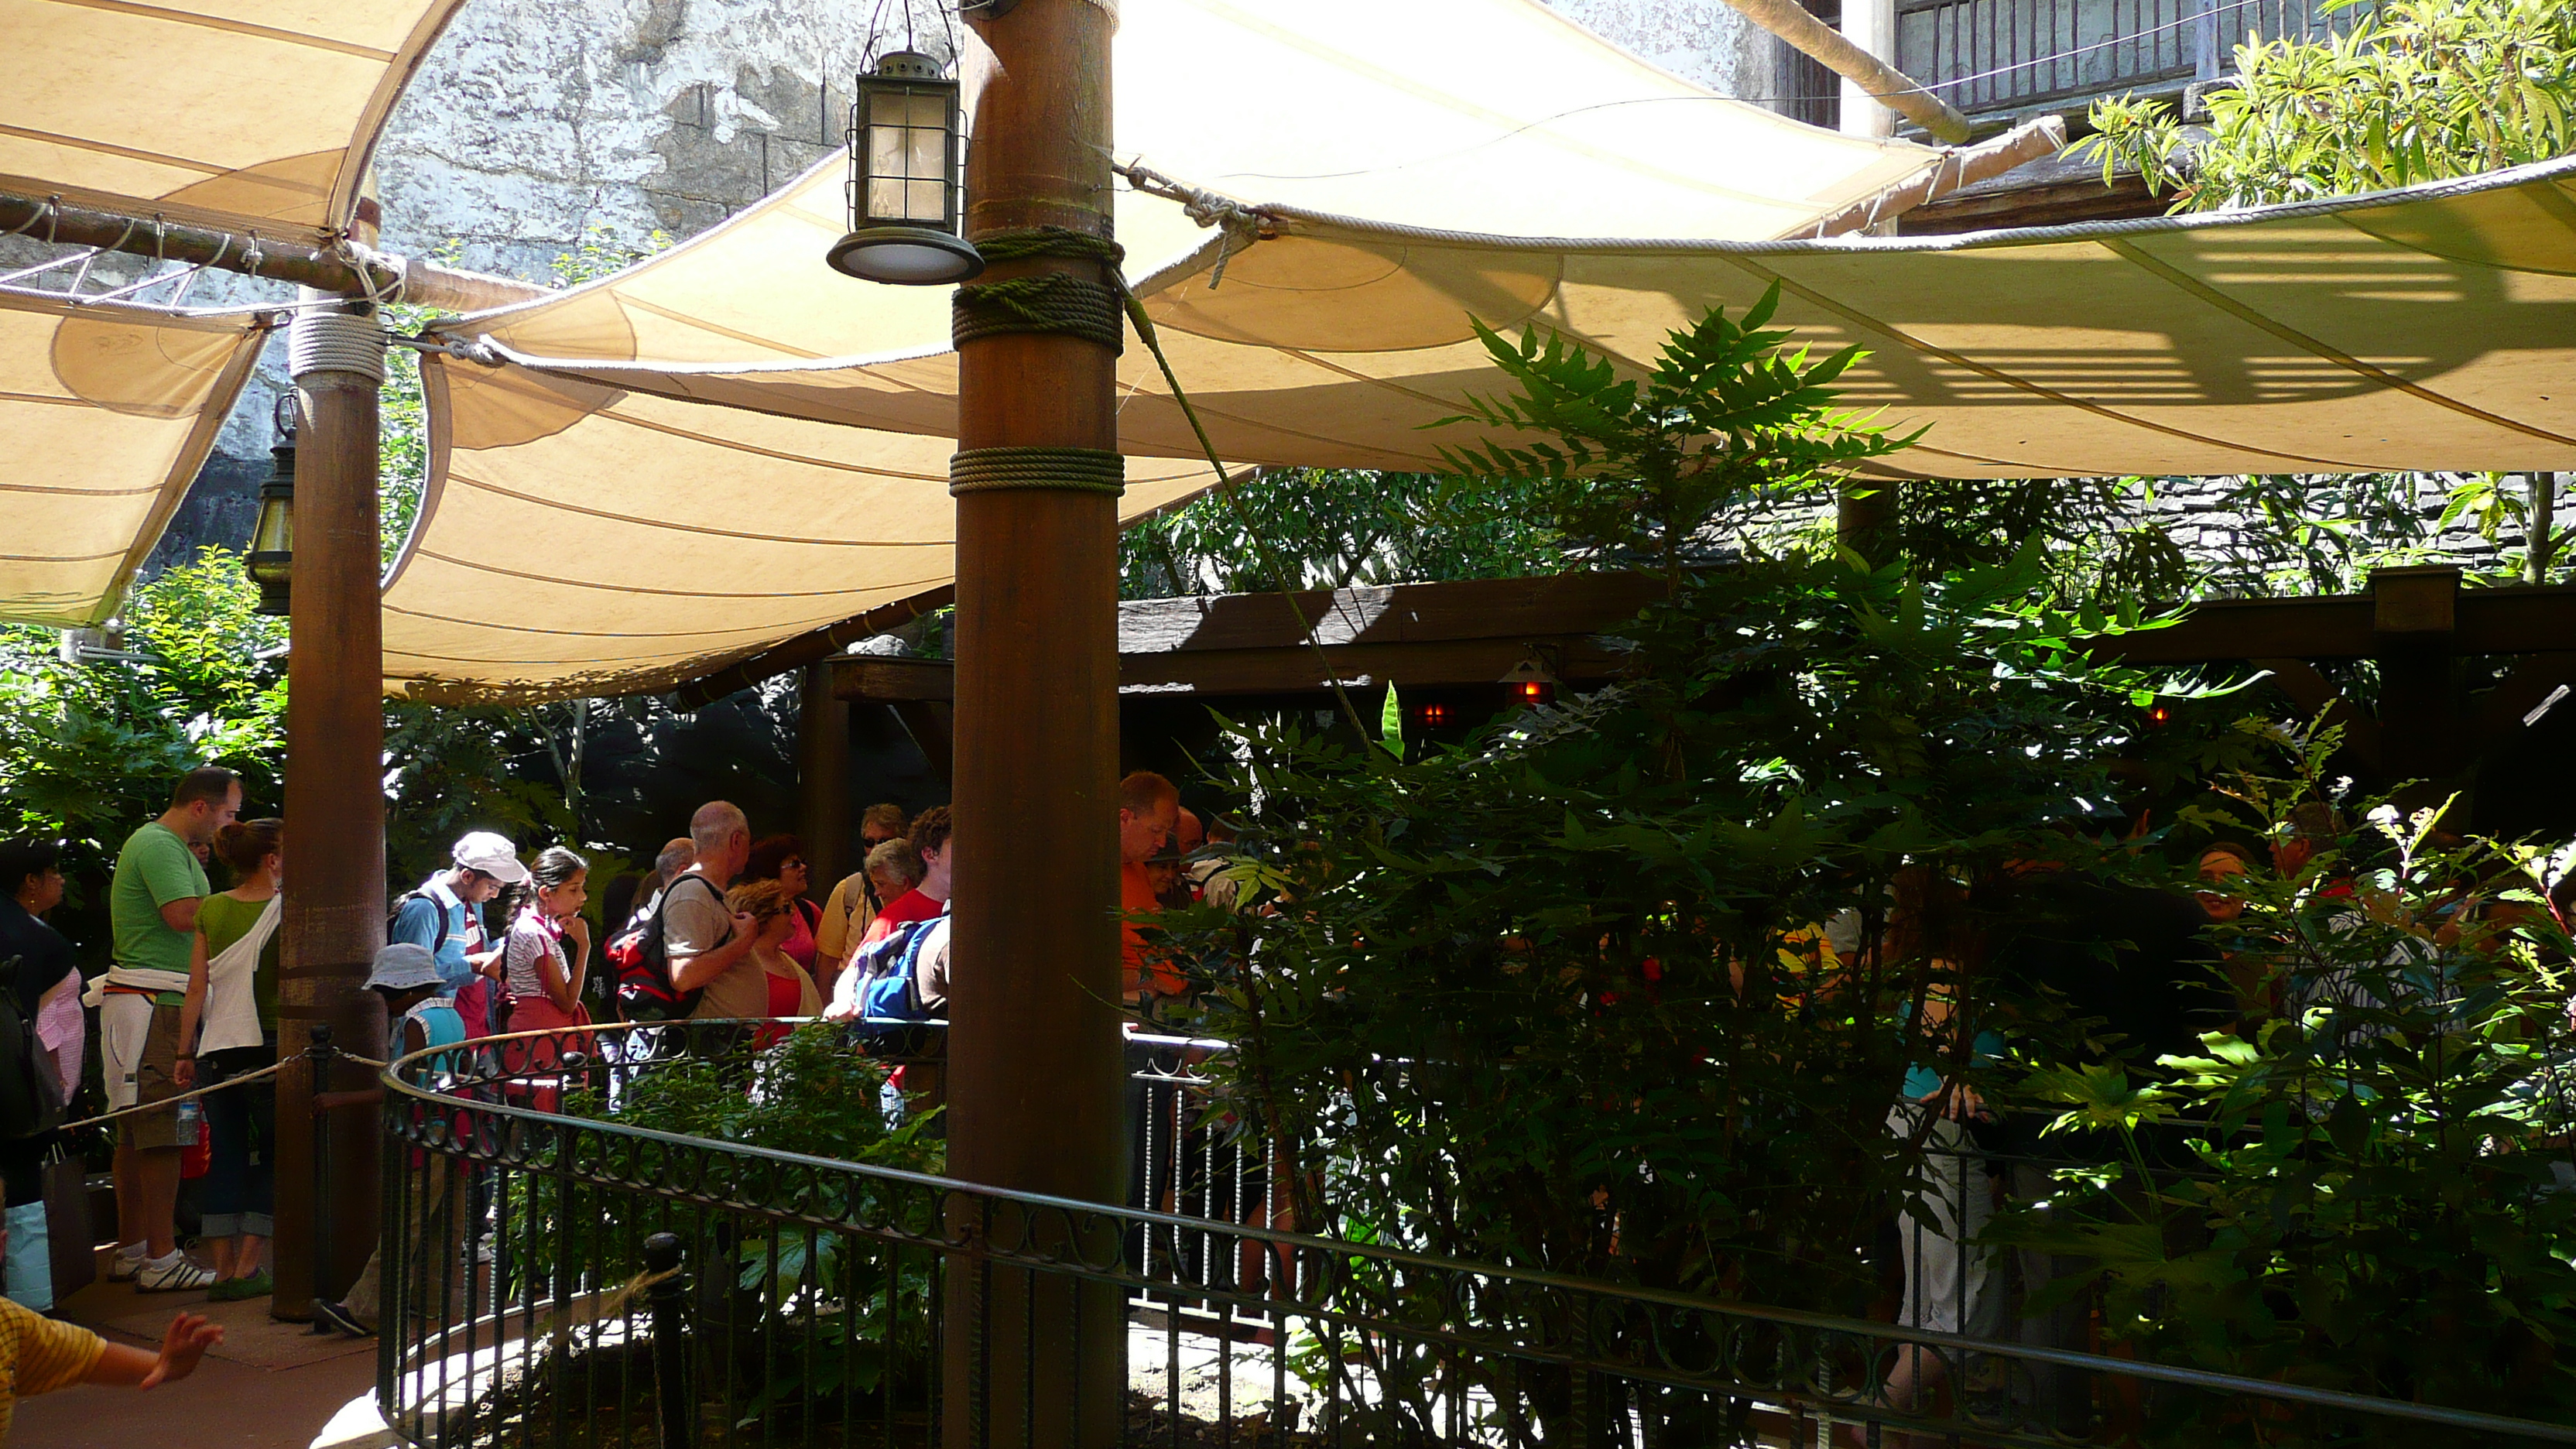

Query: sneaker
[[135, 1251, 218, 1293], [207, 1270, 272, 1302], [106, 1245, 147, 1282], [312, 1299, 375, 1338]]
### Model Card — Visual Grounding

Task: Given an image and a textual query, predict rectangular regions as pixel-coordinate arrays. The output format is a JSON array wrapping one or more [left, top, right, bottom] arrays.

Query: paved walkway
[[13, 1260, 381, 1449]]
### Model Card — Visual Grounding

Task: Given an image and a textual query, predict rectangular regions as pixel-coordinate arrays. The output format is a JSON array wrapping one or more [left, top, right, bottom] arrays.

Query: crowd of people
[[5, 747, 2539, 1441], [0, 761, 1226, 1348]]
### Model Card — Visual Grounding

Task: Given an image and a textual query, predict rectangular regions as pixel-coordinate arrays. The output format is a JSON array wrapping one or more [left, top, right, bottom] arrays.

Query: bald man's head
[[690, 800, 752, 885]]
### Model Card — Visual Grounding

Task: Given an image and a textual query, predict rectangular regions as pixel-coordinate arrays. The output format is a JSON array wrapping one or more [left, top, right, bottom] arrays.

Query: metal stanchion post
[[644, 1231, 694, 1449], [307, 1023, 335, 1331]]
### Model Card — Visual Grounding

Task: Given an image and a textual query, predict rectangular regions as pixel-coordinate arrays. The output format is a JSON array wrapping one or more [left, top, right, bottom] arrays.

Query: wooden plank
[[2087, 596, 2376, 662], [2455, 586, 2576, 653], [833, 655, 955, 702], [836, 634, 1629, 701], [1118, 572, 1666, 655], [1118, 636, 1631, 695]]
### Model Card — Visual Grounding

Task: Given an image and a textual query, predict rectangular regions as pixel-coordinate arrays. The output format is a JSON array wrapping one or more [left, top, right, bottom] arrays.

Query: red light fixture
[[1499, 656, 1558, 708], [1416, 701, 1451, 728]]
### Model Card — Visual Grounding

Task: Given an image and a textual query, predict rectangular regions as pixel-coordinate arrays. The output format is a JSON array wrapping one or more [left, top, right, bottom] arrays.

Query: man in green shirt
[[98, 766, 238, 1293]]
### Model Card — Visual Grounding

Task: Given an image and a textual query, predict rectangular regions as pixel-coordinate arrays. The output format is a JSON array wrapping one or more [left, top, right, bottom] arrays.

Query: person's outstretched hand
[[143, 1312, 223, 1389]]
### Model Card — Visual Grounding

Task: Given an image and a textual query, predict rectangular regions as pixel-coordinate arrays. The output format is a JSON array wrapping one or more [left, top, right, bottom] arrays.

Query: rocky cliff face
[[151, 0, 942, 577]]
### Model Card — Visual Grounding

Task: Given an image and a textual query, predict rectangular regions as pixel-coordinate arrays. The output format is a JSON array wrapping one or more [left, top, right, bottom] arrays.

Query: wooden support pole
[[796, 663, 851, 896], [272, 297, 389, 1318], [0, 190, 547, 310], [1721, 0, 1973, 142], [1838, 474, 1899, 567], [1800, 118, 2067, 238], [941, 0, 1126, 1442], [1840, 0, 1899, 139]]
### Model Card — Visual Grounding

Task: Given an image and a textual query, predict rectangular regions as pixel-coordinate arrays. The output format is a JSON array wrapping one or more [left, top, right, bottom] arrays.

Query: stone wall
[[142, 0, 950, 577]]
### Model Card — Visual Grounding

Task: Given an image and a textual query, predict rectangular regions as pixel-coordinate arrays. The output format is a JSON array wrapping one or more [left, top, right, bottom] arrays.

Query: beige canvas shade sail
[[2, 0, 464, 243], [386, 0, 1951, 701], [408, 155, 2576, 701], [378, 356, 1219, 701], [0, 290, 265, 628]]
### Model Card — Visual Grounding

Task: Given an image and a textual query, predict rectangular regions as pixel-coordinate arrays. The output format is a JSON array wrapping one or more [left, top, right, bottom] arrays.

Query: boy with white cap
[[390, 831, 527, 1036]]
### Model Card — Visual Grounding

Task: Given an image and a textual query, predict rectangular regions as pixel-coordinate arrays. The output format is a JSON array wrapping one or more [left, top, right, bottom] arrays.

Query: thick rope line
[[952, 226, 1130, 352], [951, 445, 1126, 496], [50, 1046, 382, 1134], [952, 273, 1126, 351]]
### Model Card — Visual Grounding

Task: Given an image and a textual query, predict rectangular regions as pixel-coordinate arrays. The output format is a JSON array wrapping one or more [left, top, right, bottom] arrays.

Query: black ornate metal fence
[[376, 1021, 2576, 1449]]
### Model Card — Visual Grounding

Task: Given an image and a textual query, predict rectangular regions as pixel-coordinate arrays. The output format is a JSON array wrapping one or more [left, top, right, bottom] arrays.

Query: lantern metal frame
[[829, 50, 984, 286], [1499, 654, 1560, 708], [245, 394, 296, 617]]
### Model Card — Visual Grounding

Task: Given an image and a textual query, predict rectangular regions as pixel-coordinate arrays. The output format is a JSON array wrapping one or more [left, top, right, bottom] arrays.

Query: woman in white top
[[173, 818, 285, 1300], [498, 848, 589, 1072]]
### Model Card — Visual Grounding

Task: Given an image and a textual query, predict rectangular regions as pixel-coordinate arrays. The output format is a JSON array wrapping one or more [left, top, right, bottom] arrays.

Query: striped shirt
[[0, 1295, 105, 1440]]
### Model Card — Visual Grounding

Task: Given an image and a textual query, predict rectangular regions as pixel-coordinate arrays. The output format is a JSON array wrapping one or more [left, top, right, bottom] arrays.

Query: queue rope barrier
[[51, 1045, 388, 1134]]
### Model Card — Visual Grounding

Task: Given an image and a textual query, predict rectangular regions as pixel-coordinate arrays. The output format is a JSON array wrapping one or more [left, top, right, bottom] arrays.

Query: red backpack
[[609, 876, 718, 1022]]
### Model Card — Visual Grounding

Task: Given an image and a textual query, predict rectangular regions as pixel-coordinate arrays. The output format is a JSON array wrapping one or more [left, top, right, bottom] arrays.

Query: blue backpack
[[851, 914, 948, 1033]]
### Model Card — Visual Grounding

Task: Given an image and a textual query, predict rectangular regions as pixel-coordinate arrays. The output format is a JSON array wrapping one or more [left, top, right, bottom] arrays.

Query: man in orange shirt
[[1117, 772, 1186, 1014]]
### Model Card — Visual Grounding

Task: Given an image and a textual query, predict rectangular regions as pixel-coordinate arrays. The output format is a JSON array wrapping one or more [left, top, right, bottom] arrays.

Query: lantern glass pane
[[868, 122, 907, 176], [250, 497, 292, 557], [867, 176, 909, 218], [905, 125, 944, 177], [901, 91, 947, 128], [906, 179, 944, 218], [865, 88, 913, 125]]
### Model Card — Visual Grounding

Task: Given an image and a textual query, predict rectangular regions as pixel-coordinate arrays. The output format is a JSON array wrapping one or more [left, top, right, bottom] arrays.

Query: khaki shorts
[[104, 995, 184, 1151]]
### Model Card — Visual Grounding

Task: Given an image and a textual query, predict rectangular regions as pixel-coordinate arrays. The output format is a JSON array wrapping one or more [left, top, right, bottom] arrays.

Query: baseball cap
[[451, 831, 530, 884], [366, 942, 444, 992]]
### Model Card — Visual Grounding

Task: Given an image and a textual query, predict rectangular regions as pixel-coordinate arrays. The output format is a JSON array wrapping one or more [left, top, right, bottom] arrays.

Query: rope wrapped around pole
[[951, 226, 1129, 353], [950, 446, 1126, 496]]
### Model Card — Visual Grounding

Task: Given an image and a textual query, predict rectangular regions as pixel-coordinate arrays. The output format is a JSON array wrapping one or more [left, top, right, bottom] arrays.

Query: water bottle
[[173, 1098, 202, 1148]]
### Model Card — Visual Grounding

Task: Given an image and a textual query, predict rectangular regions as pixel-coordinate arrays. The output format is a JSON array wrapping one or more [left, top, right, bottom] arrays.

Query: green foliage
[[550, 1026, 946, 1416], [1145, 303, 2222, 1438], [2439, 470, 2568, 584], [0, 552, 284, 952], [1118, 468, 1564, 598], [2196, 472, 2448, 595], [580, 1023, 941, 1171], [1899, 476, 2197, 603], [1435, 283, 1906, 587], [2078, 0, 2576, 211], [1162, 550, 2194, 1437], [1999, 728, 2576, 1434]]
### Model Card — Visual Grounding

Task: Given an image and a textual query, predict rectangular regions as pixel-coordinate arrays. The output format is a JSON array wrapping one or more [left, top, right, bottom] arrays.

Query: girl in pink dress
[[499, 848, 590, 1075]]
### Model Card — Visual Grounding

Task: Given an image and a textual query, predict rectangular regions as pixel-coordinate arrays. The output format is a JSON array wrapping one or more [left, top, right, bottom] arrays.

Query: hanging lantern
[[828, 50, 984, 286], [245, 395, 296, 617]]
